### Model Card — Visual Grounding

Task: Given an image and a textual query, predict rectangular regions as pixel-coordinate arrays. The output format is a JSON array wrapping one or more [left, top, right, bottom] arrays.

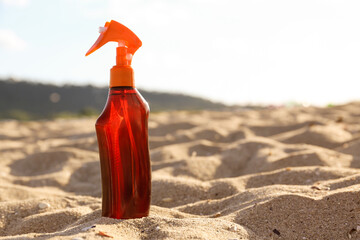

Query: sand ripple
[[1, 104, 360, 239]]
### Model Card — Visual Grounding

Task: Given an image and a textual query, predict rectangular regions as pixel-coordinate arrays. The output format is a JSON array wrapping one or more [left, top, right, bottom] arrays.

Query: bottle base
[[102, 211, 149, 219]]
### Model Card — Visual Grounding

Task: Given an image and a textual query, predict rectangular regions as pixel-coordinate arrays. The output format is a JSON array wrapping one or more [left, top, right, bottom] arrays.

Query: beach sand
[[2, 103, 360, 239]]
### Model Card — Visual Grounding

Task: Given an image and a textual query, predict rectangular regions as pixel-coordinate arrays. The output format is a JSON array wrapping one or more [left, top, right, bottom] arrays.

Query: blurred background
[[1, 0, 360, 119]]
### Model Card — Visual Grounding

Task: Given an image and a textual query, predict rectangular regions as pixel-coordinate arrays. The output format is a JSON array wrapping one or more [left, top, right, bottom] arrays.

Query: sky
[[1, 0, 360, 106]]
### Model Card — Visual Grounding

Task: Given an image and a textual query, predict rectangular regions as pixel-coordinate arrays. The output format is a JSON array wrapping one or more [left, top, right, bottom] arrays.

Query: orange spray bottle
[[85, 20, 151, 219]]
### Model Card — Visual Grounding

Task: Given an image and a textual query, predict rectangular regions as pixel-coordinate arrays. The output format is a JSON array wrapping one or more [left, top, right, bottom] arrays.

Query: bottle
[[85, 20, 151, 219]]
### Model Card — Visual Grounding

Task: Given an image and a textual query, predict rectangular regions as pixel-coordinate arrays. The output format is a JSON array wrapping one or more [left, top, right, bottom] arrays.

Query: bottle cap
[[86, 20, 142, 87]]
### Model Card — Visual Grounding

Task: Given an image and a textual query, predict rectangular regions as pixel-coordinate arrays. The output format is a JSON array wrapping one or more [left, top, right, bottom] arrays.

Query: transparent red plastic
[[95, 87, 151, 219]]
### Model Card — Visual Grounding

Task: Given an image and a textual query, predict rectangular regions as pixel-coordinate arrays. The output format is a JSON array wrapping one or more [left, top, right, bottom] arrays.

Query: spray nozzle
[[85, 20, 142, 66], [85, 20, 142, 88]]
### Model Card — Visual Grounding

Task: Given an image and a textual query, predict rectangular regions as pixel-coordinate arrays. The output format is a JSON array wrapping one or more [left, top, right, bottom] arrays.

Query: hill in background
[[0, 78, 228, 120]]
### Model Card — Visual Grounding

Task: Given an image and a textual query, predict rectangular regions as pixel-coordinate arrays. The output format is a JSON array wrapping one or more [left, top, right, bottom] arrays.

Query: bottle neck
[[108, 86, 137, 96], [110, 66, 134, 88]]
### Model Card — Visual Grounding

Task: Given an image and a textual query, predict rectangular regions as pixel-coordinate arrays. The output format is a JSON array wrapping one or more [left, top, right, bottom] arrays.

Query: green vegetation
[[0, 79, 227, 120], [7, 109, 33, 121], [79, 107, 99, 117]]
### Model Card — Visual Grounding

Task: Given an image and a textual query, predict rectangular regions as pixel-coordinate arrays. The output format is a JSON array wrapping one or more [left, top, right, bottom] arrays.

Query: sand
[[2, 103, 360, 239]]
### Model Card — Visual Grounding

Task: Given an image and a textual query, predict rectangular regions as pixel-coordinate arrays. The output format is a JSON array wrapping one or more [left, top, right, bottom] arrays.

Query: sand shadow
[[149, 122, 197, 137], [248, 121, 323, 137], [9, 150, 74, 177], [64, 161, 101, 197]]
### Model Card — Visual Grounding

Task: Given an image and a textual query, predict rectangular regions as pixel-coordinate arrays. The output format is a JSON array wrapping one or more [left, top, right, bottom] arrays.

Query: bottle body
[[95, 87, 151, 219]]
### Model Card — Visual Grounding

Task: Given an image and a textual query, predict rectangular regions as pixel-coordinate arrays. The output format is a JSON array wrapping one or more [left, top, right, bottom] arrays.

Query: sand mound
[[2, 103, 360, 239]]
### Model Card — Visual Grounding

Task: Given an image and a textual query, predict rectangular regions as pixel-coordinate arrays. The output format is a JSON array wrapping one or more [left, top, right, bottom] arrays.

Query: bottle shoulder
[[95, 90, 149, 126]]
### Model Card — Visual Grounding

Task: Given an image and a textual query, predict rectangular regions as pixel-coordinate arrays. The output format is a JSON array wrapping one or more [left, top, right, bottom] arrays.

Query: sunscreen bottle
[[86, 20, 151, 219]]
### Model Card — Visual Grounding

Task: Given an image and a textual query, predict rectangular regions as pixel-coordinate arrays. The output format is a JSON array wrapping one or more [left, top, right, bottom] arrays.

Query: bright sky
[[1, 0, 360, 106]]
